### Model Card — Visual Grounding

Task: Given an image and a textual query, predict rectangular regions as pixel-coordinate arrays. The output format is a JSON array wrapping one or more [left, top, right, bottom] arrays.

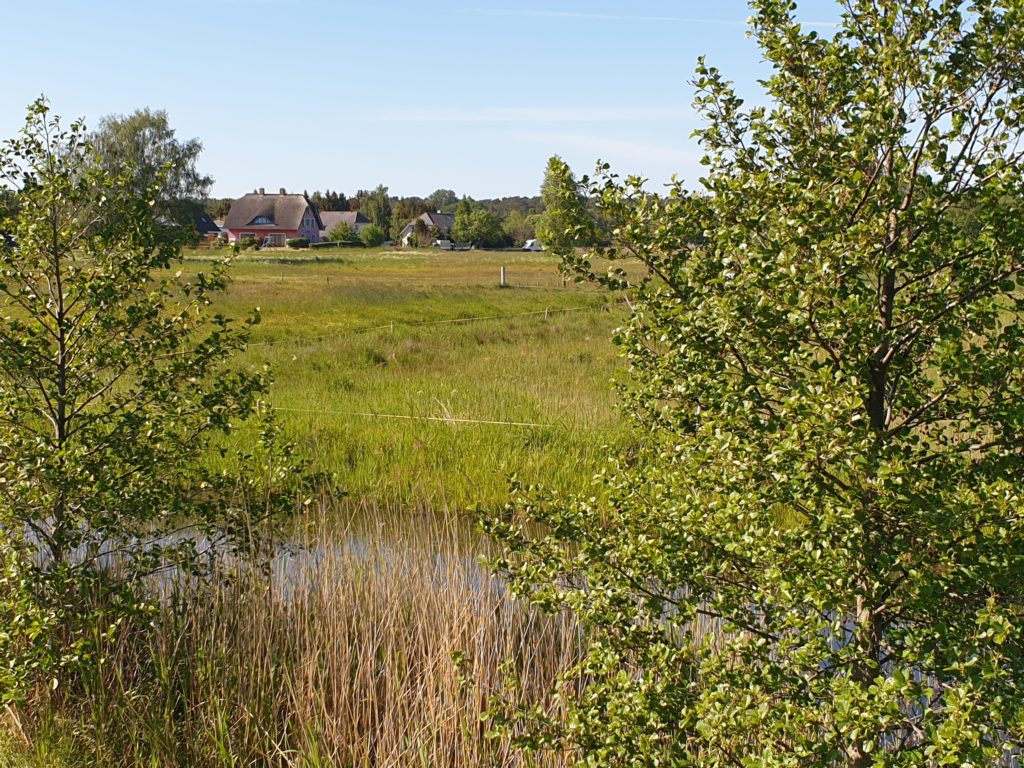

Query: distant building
[[319, 210, 371, 239], [224, 188, 323, 246], [398, 211, 456, 246], [194, 212, 223, 243]]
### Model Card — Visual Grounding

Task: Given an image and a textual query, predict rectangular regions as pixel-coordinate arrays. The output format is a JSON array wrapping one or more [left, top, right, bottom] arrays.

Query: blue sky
[[2, 0, 840, 199]]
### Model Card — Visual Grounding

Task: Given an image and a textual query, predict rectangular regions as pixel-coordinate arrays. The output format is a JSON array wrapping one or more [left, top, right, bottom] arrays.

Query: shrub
[[286, 237, 310, 249], [360, 225, 386, 248]]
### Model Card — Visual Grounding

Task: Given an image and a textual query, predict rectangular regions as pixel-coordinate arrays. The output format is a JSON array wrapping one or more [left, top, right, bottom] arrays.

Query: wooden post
[[500, 266, 506, 287]]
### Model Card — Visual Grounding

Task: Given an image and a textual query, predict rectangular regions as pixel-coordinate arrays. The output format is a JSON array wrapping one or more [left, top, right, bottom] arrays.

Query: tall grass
[[180, 252, 636, 507], [3, 503, 581, 767]]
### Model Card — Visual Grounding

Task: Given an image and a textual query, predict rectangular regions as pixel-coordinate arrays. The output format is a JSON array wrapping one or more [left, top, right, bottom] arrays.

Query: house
[[398, 211, 456, 246], [224, 188, 324, 246], [194, 212, 223, 243], [319, 210, 371, 239]]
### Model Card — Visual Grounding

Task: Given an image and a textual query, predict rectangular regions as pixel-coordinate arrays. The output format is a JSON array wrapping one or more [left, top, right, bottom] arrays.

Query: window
[[250, 216, 273, 225]]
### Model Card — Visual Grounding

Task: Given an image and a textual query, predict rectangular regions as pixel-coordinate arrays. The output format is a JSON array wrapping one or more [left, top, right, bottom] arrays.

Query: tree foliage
[[356, 185, 392, 234], [536, 156, 600, 251], [92, 108, 212, 231], [502, 209, 537, 247], [487, 1, 1024, 764], [327, 221, 359, 244], [426, 188, 459, 211], [0, 100, 297, 704], [452, 199, 507, 248], [309, 188, 350, 212], [360, 224, 387, 247]]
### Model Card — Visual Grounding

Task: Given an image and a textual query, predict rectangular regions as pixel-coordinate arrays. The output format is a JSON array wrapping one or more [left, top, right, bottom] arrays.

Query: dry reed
[[16, 502, 580, 767]]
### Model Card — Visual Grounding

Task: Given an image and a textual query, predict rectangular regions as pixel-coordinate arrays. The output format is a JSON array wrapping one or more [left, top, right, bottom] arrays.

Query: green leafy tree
[[327, 221, 358, 243], [392, 197, 431, 239], [536, 156, 599, 251], [502, 209, 537, 247], [412, 218, 434, 247], [92, 108, 212, 234], [310, 189, 350, 212], [357, 185, 392, 234], [0, 100, 297, 704], [453, 199, 507, 248], [205, 197, 234, 220], [487, 1, 1024, 765], [360, 224, 387, 247], [426, 188, 459, 211]]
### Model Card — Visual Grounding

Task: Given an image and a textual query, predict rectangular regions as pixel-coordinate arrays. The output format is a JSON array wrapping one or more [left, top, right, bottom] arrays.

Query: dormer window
[[250, 216, 273, 225]]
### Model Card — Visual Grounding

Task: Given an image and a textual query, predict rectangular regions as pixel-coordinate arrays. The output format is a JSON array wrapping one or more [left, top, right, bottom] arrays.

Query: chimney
[[279, 187, 287, 195], [258, 187, 265, 195]]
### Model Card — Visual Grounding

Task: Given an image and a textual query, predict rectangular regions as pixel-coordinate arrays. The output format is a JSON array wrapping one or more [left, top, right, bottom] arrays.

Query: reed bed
[[3, 503, 581, 767]]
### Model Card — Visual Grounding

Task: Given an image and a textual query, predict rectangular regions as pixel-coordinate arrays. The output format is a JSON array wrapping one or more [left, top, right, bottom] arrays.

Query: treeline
[[205, 187, 545, 248]]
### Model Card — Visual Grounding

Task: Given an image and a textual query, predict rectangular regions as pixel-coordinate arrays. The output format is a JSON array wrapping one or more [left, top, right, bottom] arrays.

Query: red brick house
[[224, 188, 323, 246]]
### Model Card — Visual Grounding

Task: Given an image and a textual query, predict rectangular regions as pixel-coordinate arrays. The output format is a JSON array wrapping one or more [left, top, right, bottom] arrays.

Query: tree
[[502, 209, 536, 247], [412, 218, 434, 247], [426, 188, 459, 211], [0, 100, 296, 703], [205, 197, 234, 220], [360, 224, 386, 247], [536, 156, 599, 251], [327, 221, 359, 244], [452, 199, 507, 248], [92, 108, 212, 233], [310, 189, 350, 212], [486, 1, 1024, 764], [357, 185, 392, 234], [392, 196, 431, 239]]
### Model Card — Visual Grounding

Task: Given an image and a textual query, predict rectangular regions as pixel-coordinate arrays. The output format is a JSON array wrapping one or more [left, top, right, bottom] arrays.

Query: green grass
[[179, 247, 634, 508]]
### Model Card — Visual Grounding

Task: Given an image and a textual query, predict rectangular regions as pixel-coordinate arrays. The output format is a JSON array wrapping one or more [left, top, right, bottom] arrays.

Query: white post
[[500, 266, 506, 287]]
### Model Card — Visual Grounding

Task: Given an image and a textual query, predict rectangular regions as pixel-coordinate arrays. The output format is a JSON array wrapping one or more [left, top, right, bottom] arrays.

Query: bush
[[286, 237, 310, 249], [327, 222, 358, 243], [360, 225, 386, 248]]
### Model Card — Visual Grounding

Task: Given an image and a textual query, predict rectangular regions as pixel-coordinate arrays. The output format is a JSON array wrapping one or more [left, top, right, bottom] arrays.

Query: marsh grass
[[180, 250, 638, 507], [5, 503, 581, 767]]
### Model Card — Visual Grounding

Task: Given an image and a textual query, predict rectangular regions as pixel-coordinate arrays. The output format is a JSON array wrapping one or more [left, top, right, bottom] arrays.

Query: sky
[[1, 0, 841, 200]]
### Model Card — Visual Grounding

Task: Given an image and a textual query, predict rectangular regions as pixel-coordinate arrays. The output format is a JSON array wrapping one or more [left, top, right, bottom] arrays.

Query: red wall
[[227, 228, 299, 242]]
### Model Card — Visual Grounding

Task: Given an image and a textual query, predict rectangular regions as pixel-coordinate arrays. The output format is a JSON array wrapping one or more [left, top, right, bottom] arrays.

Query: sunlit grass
[[178, 249, 636, 507]]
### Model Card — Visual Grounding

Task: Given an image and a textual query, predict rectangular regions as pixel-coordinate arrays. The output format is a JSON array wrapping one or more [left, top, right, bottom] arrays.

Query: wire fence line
[[272, 406, 580, 430], [245, 303, 612, 350]]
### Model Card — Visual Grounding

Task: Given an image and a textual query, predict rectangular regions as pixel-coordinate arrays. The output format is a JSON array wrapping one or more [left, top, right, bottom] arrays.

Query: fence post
[[500, 266, 506, 287]]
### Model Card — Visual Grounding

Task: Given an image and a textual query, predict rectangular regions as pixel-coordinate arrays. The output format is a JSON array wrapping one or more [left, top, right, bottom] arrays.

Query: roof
[[399, 212, 456, 241], [421, 211, 455, 231], [225, 192, 323, 231], [195, 212, 221, 235], [319, 211, 370, 230]]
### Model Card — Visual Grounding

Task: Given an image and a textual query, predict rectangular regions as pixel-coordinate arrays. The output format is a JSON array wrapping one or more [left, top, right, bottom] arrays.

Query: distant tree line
[[204, 185, 551, 248]]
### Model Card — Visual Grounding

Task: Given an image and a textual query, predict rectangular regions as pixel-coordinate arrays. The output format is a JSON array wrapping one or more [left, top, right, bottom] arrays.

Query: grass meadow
[[197, 247, 634, 508], [1, 247, 634, 767]]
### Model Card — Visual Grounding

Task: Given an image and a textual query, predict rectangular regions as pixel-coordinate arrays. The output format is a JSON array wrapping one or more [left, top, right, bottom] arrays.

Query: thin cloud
[[459, 8, 838, 28], [366, 106, 698, 124]]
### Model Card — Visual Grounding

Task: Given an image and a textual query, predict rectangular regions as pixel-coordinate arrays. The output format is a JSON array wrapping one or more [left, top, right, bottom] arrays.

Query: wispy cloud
[[366, 106, 697, 124], [459, 8, 838, 28]]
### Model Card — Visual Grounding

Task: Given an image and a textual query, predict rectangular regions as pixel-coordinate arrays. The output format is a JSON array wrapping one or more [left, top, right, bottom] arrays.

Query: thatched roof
[[225, 192, 322, 230]]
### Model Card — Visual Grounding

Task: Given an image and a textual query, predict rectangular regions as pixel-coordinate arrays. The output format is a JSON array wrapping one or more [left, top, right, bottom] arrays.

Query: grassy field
[[182, 246, 635, 508]]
